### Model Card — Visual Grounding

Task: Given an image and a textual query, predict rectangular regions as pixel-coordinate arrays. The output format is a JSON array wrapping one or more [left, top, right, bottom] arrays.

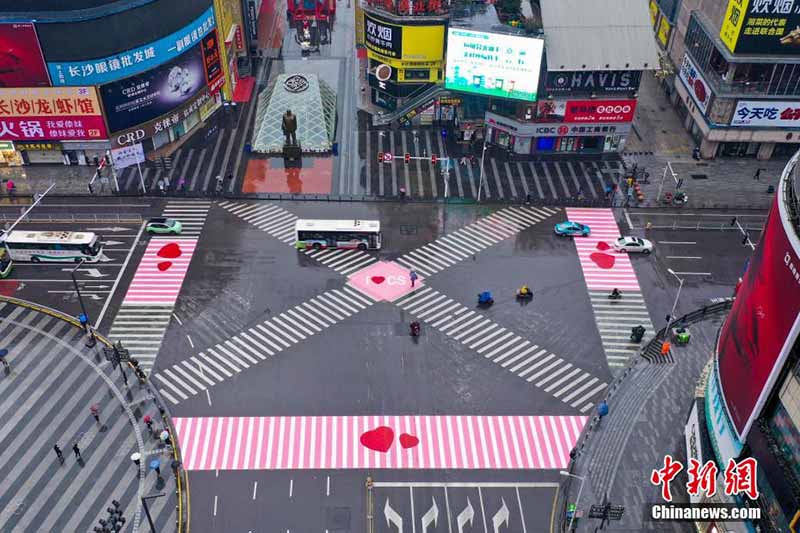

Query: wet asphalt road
[[1, 197, 761, 532]]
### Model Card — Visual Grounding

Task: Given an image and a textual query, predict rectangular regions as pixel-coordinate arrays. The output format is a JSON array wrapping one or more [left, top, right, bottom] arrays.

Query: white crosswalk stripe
[[153, 285, 377, 404], [395, 288, 607, 412], [395, 206, 557, 277], [162, 201, 211, 237], [589, 291, 655, 370], [108, 305, 173, 371]]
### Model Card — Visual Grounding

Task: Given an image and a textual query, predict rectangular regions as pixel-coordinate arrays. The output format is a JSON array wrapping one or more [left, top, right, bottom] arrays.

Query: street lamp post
[[560, 470, 586, 532], [666, 268, 684, 335], [476, 135, 489, 202], [70, 258, 96, 347], [656, 161, 678, 203]]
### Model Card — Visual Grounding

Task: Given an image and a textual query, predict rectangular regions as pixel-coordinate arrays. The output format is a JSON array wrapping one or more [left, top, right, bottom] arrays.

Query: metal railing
[[0, 213, 142, 224]]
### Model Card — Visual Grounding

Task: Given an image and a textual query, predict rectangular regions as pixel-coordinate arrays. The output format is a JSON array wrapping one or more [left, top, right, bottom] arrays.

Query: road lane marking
[[289, 479, 293, 498], [672, 272, 712, 275], [657, 241, 696, 245], [253, 481, 258, 500], [665, 256, 702, 259]]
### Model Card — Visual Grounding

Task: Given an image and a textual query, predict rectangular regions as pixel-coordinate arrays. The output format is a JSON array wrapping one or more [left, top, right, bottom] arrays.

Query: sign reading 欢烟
[[0, 86, 108, 141], [544, 70, 641, 94], [364, 13, 402, 59], [48, 6, 216, 86], [730, 99, 800, 128], [720, 0, 800, 55]]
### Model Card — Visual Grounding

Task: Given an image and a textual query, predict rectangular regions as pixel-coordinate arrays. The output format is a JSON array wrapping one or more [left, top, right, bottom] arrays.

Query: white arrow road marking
[[492, 499, 509, 532], [83, 285, 110, 289], [385, 498, 404, 532], [97, 253, 113, 263], [421, 496, 439, 532], [61, 268, 109, 278], [457, 498, 475, 533], [101, 240, 126, 246], [88, 226, 129, 232]]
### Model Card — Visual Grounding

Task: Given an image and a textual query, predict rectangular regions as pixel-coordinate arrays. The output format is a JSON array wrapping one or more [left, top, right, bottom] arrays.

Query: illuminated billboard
[[717, 187, 800, 440], [445, 28, 544, 102]]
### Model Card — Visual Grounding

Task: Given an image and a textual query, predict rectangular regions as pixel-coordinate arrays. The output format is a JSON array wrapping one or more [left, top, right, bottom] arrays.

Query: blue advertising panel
[[48, 5, 216, 86], [100, 38, 212, 133]]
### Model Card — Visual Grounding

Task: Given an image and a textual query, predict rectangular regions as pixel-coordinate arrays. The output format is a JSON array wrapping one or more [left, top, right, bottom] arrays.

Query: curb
[[0, 295, 189, 533]]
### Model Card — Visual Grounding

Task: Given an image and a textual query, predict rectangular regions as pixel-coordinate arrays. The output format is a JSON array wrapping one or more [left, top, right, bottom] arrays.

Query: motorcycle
[[478, 291, 494, 307], [410, 322, 421, 337], [516, 288, 533, 301], [608, 290, 622, 300]]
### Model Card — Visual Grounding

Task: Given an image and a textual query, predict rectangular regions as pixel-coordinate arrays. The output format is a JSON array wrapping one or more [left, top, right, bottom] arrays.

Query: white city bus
[[295, 219, 382, 250], [0, 230, 103, 263]]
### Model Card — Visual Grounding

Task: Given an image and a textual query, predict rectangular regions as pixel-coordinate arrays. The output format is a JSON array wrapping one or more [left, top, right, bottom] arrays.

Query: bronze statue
[[282, 109, 298, 146]]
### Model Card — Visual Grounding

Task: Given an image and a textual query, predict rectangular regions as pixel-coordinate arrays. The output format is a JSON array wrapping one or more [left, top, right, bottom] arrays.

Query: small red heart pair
[[590, 242, 615, 269], [360, 426, 419, 452], [156, 242, 183, 272]]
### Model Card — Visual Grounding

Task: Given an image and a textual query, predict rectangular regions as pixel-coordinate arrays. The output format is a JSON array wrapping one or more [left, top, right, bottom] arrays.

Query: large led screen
[[717, 193, 800, 440], [445, 28, 543, 102]]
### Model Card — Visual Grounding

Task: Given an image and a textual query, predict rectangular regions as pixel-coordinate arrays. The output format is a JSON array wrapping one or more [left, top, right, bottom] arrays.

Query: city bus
[[295, 219, 382, 250], [0, 230, 103, 263], [0, 248, 11, 278]]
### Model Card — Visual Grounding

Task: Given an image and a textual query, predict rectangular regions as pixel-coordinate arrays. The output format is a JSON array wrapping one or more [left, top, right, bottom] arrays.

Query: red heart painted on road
[[590, 252, 615, 269], [157, 261, 173, 271], [399, 433, 419, 449], [596, 241, 611, 251], [360, 426, 394, 453], [158, 242, 182, 259], [371, 276, 386, 285]]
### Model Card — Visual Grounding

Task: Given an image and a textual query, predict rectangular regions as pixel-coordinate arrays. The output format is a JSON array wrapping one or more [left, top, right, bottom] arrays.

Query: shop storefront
[[0, 142, 23, 166], [15, 141, 64, 164]]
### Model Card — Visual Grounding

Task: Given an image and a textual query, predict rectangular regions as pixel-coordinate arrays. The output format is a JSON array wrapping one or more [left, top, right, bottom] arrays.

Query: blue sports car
[[554, 221, 591, 236]]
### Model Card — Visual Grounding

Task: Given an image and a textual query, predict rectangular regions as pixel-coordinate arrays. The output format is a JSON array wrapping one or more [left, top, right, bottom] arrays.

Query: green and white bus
[[0, 230, 104, 263], [0, 248, 11, 278], [295, 219, 382, 250]]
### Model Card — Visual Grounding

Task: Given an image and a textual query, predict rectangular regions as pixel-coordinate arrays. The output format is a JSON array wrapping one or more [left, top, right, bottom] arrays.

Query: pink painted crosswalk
[[174, 415, 587, 471], [565, 208, 640, 291], [122, 238, 198, 305]]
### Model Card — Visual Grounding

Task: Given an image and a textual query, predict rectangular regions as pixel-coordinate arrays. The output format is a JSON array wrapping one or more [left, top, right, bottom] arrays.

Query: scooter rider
[[610, 288, 622, 299], [410, 321, 421, 336]]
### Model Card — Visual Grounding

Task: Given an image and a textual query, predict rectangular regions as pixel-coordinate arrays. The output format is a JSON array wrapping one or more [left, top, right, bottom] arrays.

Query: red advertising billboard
[[564, 99, 637, 123], [718, 194, 800, 439], [0, 23, 50, 87], [0, 87, 108, 141]]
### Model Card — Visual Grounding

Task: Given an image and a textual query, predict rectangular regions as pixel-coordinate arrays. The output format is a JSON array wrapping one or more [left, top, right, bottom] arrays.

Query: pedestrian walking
[[163, 175, 171, 189], [144, 414, 153, 434], [73, 442, 82, 460], [6, 179, 15, 196], [409, 270, 418, 288], [226, 172, 233, 185], [754, 168, 761, 180], [660, 340, 672, 356], [0, 348, 9, 371], [90, 404, 100, 424], [178, 177, 186, 194], [157, 179, 165, 195], [53, 444, 64, 463]]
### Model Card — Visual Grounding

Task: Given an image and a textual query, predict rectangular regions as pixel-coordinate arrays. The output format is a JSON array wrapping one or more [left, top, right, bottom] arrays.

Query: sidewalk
[[0, 296, 185, 532], [559, 310, 727, 532]]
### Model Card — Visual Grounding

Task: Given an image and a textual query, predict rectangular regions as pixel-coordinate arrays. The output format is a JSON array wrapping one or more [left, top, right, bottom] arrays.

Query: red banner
[[718, 195, 800, 438], [0, 116, 108, 141], [564, 99, 637, 123], [0, 23, 50, 87]]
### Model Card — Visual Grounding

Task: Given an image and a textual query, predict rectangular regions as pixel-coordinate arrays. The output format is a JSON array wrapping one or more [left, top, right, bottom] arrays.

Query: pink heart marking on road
[[371, 276, 386, 285], [360, 426, 394, 453], [399, 433, 420, 449], [589, 252, 615, 269], [157, 261, 173, 271]]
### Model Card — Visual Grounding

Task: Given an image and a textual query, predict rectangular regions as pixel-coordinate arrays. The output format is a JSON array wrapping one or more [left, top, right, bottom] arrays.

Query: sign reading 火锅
[[101, 40, 215, 133], [364, 13, 402, 59], [679, 53, 711, 114], [720, 0, 800, 55], [545, 71, 641, 95], [730, 100, 800, 128], [0, 87, 108, 141], [48, 6, 216, 86], [111, 87, 212, 148]]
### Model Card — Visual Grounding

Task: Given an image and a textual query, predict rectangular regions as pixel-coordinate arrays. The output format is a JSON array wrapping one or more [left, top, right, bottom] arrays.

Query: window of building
[[404, 69, 430, 80]]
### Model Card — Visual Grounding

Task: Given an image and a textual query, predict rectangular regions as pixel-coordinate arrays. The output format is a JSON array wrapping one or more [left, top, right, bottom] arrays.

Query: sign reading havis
[[720, 0, 800, 55], [545, 71, 641, 94], [364, 14, 402, 59]]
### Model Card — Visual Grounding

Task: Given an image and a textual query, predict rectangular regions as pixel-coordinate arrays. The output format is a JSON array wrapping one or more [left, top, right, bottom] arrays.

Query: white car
[[613, 236, 654, 254]]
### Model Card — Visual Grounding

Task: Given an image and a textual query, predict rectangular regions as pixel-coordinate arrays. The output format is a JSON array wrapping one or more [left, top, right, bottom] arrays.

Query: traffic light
[[431, 154, 438, 165], [378, 151, 384, 163], [404, 153, 411, 164]]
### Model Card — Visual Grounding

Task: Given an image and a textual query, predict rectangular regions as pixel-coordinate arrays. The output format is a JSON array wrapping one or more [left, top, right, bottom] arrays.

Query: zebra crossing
[[219, 200, 379, 276], [152, 285, 376, 405], [173, 414, 587, 471], [364, 128, 624, 199], [394, 287, 608, 413], [564, 208, 656, 371], [108, 201, 211, 371], [0, 302, 176, 532], [394, 206, 557, 277]]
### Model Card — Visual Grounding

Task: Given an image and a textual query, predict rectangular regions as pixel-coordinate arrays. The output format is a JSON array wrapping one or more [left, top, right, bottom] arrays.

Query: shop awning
[[541, 0, 659, 72]]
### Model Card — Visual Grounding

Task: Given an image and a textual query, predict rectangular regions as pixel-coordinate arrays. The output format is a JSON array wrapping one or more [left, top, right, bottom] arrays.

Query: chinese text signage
[[364, 13, 402, 59], [0, 87, 107, 141], [720, 0, 800, 55], [445, 29, 544, 102], [679, 53, 711, 114], [48, 6, 216, 86], [731, 99, 800, 127], [0, 23, 50, 88], [201, 30, 224, 93], [101, 39, 216, 133], [564, 99, 637, 123]]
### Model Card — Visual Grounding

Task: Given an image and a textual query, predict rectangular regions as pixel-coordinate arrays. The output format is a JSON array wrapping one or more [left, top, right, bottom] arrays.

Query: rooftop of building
[[540, 0, 659, 71]]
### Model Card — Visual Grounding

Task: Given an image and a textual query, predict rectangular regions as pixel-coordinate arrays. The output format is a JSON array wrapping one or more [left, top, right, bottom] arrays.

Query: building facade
[[0, 0, 249, 167], [657, 0, 800, 160]]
